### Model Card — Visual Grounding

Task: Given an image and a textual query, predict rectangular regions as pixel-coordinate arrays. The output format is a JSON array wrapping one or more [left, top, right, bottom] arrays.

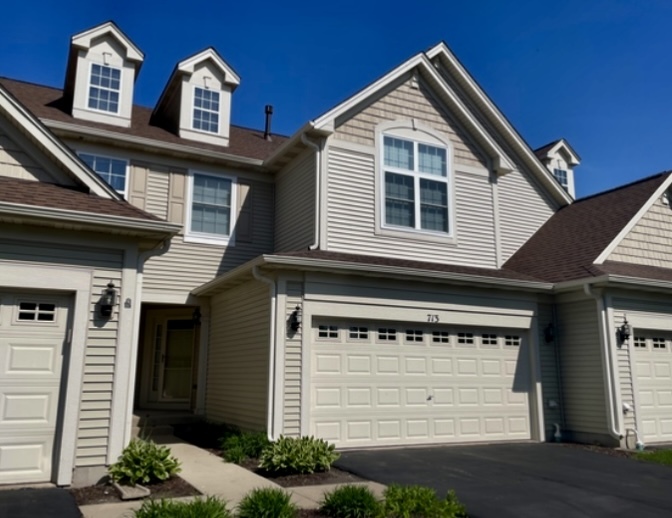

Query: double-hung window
[[553, 168, 568, 191], [88, 64, 121, 113], [79, 153, 128, 195], [382, 135, 450, 234], [186, 172, 235, 245], [193, 87, 220, 134]]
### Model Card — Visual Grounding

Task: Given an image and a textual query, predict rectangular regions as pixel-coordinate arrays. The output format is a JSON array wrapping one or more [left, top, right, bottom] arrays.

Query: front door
[[141, 309, 196, 409]]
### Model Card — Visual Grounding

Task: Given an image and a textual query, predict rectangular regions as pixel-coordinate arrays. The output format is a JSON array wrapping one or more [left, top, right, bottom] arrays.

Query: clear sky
[[1, 0, 670, 198]]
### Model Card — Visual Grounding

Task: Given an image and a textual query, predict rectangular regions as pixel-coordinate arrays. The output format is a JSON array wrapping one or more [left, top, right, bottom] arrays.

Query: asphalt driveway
[[335, 443, 672, 518], [0, 487, 80, 517]]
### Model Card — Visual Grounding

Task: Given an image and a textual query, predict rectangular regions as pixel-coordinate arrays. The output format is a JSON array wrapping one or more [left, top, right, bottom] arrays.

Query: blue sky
[[1, 0, 670, 197]]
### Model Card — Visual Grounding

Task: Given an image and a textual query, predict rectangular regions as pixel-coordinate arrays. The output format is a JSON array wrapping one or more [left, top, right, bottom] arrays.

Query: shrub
[[221, 431, 270, 463], [134, 496, 232, 518], [259, 435, 340, 474], [320, 484, 382, 518], [108, 438, 181, 486], [383, 484, 467, 518], [237, 487, 297, 518]]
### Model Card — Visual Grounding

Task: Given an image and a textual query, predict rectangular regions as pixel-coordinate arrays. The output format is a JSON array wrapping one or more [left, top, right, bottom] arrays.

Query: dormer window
[[553, 168, 568, 191], [193, 87, 220, 133], [88, 64, 121, 113]]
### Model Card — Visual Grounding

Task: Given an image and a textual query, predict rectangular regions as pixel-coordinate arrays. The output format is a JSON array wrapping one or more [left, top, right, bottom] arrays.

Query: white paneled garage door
[[0, 292, 71, 483], [632, 332, 672, 443], [310, 320, 531, 447]]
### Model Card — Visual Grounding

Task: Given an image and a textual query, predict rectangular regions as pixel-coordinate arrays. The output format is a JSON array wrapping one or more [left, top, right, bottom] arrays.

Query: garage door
[[310, 320, 531, 447], [632, 332, 672, 443], [0, 292, 71, 484]]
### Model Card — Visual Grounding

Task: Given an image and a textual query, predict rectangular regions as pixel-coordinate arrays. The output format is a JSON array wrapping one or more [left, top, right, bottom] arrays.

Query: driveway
[[0, 487, 81, 517], [335, 443, 672, 518]]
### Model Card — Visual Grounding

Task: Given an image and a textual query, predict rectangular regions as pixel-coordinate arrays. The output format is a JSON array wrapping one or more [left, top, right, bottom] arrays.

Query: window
[[378, 328, 397, 341], [349, 326, 369, 340], [457, 332, 474, 345], [432, 330, 450, 344], [186, 172, 235, 245], [405, 329, 424, 343], [481, 334, 498, 346], [652, 338, 667, 350], [79, 153, 128, 194], [505, 335, 522, 347], [318, 325, 338, 339], [382, 135, 449, 233], [88, 64, 121, 113], [193, 87, 220, 134], [17, 302, 56, 322], [553, 168, 568, 191], [634, 337, 647, 349]]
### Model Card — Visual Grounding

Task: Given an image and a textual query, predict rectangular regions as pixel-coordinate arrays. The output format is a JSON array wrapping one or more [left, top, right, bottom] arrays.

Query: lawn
[[635, 449, 672, 466]]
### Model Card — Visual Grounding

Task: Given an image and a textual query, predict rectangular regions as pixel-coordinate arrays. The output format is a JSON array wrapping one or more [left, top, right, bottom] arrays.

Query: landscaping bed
[[239, 457, 364, 487], [69, 476, 200, 505]]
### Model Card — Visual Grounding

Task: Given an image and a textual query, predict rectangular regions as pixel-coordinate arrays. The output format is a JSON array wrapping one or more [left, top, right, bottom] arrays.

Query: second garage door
[[310, 320, 531, 447]]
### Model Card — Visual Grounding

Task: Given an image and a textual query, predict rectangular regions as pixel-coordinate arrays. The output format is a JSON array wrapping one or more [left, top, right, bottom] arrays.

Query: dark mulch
[[297, 510, 328, 517], [238, 457, 364, 488], [69, 476, 201, 506], [559, 442, 637, 459]]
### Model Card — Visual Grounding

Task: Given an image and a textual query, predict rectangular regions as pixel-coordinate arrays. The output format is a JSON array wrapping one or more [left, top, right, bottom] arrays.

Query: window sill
[[183, 233, 234, 247], [375, 225, 457, 245]]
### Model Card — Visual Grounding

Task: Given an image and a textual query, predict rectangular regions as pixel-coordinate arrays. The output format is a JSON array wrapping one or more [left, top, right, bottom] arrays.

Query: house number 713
[[427, 314, 439, 323]]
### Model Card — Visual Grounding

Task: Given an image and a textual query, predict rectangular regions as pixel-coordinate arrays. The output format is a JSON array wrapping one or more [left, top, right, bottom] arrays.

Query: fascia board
[[0, 87, 121, 199], [46, 120, 265, 168], [178, 48, 241, 86], [426, 42, 573, 206], [594, 173, 672, 264], [0, 202, 182, 235], [549, 139, 581, 165], [71, 21, 144, 63]]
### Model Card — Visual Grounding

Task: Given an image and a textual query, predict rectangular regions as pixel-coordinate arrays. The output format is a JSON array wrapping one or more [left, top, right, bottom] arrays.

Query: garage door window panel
[[378, 328, 398, 342], [634, 336, 647, 349], [405, 329, 424, 344], [457, 332, 474, 346], [317, 325, 339, 340], [481, 334, 499, 347], [348, 326, 369, 341], [431, 330, 450, 345]]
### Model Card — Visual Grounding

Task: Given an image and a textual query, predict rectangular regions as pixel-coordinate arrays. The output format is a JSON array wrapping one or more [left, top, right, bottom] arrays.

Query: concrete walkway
[[80, 437, 384, 517]]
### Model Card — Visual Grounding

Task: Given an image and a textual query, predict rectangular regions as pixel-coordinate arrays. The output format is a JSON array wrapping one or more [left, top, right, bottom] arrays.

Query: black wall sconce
[[192, 307, 202, 326], [618, 317, 632, 343], [544, 323, 555, 343], [289, 305, 302, 332], [99, 281, 117, 318]]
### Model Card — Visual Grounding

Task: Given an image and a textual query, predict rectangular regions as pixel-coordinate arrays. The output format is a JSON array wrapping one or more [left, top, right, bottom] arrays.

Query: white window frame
[[86, 62, 122, 115], [77, 151, 129, 197], [191, 85, 221, 135], [553, 168, 568, 190], [375, 121, 455, 242], [184, 169, 237, 246]]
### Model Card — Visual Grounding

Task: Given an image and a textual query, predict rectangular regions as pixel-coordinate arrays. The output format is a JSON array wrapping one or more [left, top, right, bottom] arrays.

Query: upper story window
[[193, 87, 220, 134], [553, 168, 568, 191], [79, 152, 128, 195], [88, 64, 121, 113], [185, 171, 236, 245], [382, 135, 449, 234]]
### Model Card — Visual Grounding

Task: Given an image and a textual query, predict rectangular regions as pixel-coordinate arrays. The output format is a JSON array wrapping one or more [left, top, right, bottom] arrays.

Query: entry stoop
[[132, 411, 202, 439]]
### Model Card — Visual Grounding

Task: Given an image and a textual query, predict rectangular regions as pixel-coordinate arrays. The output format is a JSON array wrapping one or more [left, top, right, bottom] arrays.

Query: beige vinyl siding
[[556, 297, 608, 439], [144, 178, 274, 298], [498, 170, 556, 262], [326, 146, 497, 267], [0, 233, 124, 467], [206, 280, 270, 430], [608, 199, 672, 268], [537, 303, 563, 438], [146, 168, 170, 220], [275, 151, 315, 252], [334, 77, 486, 168], [612, 304, 637, 434], [282, 281, 304, 436]]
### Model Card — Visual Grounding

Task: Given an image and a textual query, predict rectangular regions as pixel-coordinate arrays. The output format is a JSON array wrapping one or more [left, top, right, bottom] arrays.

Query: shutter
[[168, 168, 188, 226], [127, 163, 148, 210], [236, 181, 253, 243]]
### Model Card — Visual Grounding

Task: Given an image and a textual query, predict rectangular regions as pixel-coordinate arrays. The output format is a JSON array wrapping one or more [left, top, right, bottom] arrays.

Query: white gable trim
[[426, 42, 573, 206], [71, 21, 144, 63], [594, 174, 672, 264], [0, 85, 121, 199], [178, 48, 240, 87], [312, 54, 516, 175], [539, 139, 580, 166]]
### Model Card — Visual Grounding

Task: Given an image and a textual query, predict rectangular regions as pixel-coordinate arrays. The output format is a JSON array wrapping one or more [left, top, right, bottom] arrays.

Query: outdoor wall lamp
[[289, 305, 302, 332], [192, 307, 202, 326], [544, 323, 555, 343], [99, 281, 117, 318], [618, 317, 632, 343]]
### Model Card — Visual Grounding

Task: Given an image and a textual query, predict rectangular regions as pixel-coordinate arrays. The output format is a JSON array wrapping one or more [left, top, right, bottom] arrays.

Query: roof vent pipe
[[264, 105, 273, 141]]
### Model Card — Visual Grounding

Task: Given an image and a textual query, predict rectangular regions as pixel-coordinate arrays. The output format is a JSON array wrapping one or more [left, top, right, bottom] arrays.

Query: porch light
[[290, 305, 302, 332], [192, 307, 201, 326], [99, 281, 117, 318], [618, 317, 632, 343], [544, 323, 555, 343]]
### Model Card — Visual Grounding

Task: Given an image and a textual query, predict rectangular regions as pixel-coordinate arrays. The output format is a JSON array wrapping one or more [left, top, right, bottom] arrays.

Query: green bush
[[383, 484, 467, 518], [221, 431, 270, 463], [237, 487, 297, 518], [320, 484, 382, 518], [108, 439, 181, 486], [134, 496, 231, 518], [259, 435, 340, 474]]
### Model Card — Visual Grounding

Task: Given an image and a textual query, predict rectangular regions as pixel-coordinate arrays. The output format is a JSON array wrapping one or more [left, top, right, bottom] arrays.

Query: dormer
[[534, 138, 581, 199], [152, 48, 240, 147], [63, 21, 144, 128]]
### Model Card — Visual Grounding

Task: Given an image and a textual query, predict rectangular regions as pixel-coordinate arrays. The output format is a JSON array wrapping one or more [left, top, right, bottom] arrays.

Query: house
[[0, 21, 671, 488]]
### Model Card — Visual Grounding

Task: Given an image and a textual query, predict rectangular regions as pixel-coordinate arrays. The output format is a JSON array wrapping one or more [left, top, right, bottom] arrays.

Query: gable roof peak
[[70, 20, 144, 64]]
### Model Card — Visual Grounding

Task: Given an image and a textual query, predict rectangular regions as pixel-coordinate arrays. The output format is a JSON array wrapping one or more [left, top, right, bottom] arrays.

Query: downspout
[[123, 238, 171, 445], [584, 283, 623, 442], [301, 133, 322, 250], [253, 266, 278, 441]]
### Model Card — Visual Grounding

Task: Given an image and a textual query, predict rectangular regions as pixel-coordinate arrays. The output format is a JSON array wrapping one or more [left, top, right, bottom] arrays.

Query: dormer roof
[[534, 138, 581, 166]]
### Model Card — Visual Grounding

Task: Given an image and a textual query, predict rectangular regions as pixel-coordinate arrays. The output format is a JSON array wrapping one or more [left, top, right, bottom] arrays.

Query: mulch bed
[[69, 476, 201, 506], [297, 510, 328, 517], [559, 442, 637, 459], [239, 458, 363, 487]]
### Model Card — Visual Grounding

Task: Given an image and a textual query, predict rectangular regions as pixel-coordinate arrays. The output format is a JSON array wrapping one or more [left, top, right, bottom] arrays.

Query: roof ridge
[[573, 170, 671, 204]]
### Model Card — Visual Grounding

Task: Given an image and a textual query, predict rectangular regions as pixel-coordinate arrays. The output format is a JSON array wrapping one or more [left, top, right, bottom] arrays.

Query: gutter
[[584, 283, 623, 442], [300, 134, 322, 250], [252, 266, 278, 441]]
